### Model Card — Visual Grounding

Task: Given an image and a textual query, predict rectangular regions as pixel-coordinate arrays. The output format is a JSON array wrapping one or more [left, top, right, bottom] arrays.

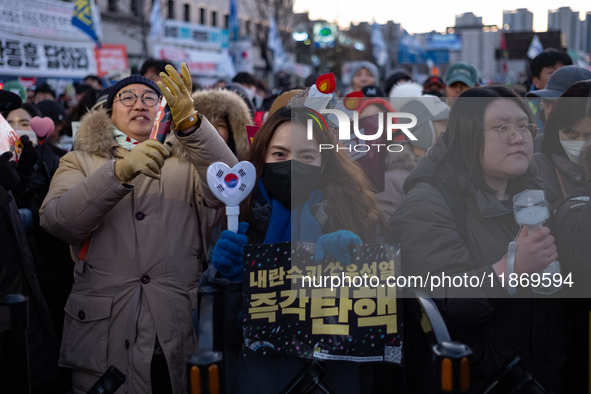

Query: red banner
[[95, 44, 128, 77]]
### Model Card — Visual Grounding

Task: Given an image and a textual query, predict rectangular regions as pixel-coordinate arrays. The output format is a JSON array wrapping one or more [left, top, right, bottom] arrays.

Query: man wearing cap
[[444, 62, 478, 106], [525, 65, 591, 152], [383, 69, 413, 96], [3, 80, 27, 102], [40, 64, 237, 393], [376, 95, 450, 221], [423, 76, 445, 95], [0, 89, 59, 391], [526, 65, 591, 117]]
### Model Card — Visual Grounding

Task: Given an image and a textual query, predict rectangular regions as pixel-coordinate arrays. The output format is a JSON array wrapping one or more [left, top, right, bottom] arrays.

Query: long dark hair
[[433, 86, 534, 196], [235, 106, 384, 244], [541, 81, 591, 158]]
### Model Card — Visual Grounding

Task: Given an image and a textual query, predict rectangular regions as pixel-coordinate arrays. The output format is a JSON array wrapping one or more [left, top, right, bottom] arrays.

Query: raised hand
[[157, 62, 199, 131]]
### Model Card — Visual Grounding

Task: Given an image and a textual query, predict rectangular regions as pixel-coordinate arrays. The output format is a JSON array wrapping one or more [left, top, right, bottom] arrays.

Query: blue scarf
[[291, 190, 324, 242], [258, 180, 291, 243], [256, 180, 324, 244]]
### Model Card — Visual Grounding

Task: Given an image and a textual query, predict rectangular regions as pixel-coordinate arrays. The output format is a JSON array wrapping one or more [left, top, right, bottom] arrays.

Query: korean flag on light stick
[[207, 162, 256, 233]]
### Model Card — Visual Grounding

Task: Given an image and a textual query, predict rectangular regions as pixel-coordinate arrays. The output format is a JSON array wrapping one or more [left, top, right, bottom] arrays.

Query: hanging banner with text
[[242, 242, 403, 364], [161, 20, 229, 50], [153, 44, 235, 78], [0, 31, 97, 78], [0, 0, 89, 41]]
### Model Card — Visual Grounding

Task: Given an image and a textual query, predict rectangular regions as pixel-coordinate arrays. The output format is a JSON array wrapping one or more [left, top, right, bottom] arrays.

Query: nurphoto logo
[[307, 108, 419, 152]]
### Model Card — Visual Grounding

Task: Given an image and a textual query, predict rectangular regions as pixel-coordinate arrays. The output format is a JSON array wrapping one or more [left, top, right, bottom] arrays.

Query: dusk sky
[[293, 0, 591, 34]]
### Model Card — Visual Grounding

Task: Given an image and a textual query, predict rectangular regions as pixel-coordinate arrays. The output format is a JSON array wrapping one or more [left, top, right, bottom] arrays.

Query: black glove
[[29, 172, 49, 194], [16, 135, 38, 177], [0, 152, 20, 192]]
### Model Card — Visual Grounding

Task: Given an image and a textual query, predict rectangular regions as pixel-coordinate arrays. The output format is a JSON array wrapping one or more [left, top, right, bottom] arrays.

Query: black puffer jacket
[[388, 134, 568, 393]]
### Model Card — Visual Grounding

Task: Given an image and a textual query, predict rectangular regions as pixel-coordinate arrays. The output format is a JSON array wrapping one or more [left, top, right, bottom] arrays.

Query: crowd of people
[[1, 48, 591, 394]]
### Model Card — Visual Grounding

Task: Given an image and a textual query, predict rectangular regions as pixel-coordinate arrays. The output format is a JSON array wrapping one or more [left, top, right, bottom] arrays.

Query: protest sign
[[0, 31, 97, 78], [0, 114, 22, 162], [242, 242, 403, 364], [149, 97, 171, 142], [95, 44, 128, 77]]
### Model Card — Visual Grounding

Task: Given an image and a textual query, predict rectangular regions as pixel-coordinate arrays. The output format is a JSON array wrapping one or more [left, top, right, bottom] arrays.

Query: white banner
[[0, 32, 97, 78], [161, 20, 229, 50], [0, 0, 90, 41], [153, 45, 234, 78]]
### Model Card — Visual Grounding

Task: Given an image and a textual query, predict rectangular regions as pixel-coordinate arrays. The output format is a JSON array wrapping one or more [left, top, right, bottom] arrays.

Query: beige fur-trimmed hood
[[192, 89, 252, 159], [73, 108, 187, 160]]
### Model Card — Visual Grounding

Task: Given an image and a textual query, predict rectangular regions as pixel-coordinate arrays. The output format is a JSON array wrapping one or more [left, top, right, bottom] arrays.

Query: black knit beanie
[[106, 75, 161, 112]]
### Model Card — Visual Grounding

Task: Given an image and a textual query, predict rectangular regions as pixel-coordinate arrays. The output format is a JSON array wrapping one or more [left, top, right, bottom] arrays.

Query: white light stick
[[513, 189, 562, 294], [304, 84, 333, 112], [207, 162, 256, 233]]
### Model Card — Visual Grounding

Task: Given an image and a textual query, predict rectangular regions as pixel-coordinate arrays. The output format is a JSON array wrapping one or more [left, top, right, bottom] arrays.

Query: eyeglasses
[[115, 92, 160, 107], [485, 124, 539, 143]]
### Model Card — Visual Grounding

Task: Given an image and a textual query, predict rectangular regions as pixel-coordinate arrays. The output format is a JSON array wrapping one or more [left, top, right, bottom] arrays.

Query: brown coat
[[40, 109, 237, 393]]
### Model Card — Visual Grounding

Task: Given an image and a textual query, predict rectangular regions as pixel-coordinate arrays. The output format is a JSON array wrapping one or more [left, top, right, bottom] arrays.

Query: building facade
[[548, 7, 580, 52], [503, 9, 533, 32], [95, 0, 295, 84]]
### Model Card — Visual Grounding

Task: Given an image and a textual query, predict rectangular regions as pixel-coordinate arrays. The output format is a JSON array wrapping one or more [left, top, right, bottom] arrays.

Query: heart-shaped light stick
[[30, 116, 55, 144], [207, 161, 256, 233]]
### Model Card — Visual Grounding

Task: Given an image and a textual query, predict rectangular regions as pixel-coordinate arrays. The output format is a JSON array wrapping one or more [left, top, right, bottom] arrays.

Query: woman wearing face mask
[[389, 87, 566, 393], [3, 103, 40, 143], [530, 81, 591, 210], [201, 106, 384, 394]]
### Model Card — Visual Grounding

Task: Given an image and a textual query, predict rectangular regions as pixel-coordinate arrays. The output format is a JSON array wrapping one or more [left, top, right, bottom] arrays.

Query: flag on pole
[[229, 0, 240, 41], [149, 0, 163, 40], [91, 0, 102, 42], [371, 21, 388, 67], [527, 35, 543, 59], [397, 28, 425, 64], [72, 0, 101, 47], [267, 14, 288, 72]]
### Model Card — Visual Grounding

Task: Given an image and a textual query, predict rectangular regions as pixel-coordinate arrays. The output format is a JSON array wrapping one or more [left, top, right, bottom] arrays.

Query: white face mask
[[15, 130, 38, 146], [560, 139, 586, 165]]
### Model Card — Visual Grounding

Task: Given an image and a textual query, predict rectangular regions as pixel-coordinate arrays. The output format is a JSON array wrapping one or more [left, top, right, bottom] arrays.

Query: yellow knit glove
[[157, 62, 199, 131], [113, 140, 171, 183]]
